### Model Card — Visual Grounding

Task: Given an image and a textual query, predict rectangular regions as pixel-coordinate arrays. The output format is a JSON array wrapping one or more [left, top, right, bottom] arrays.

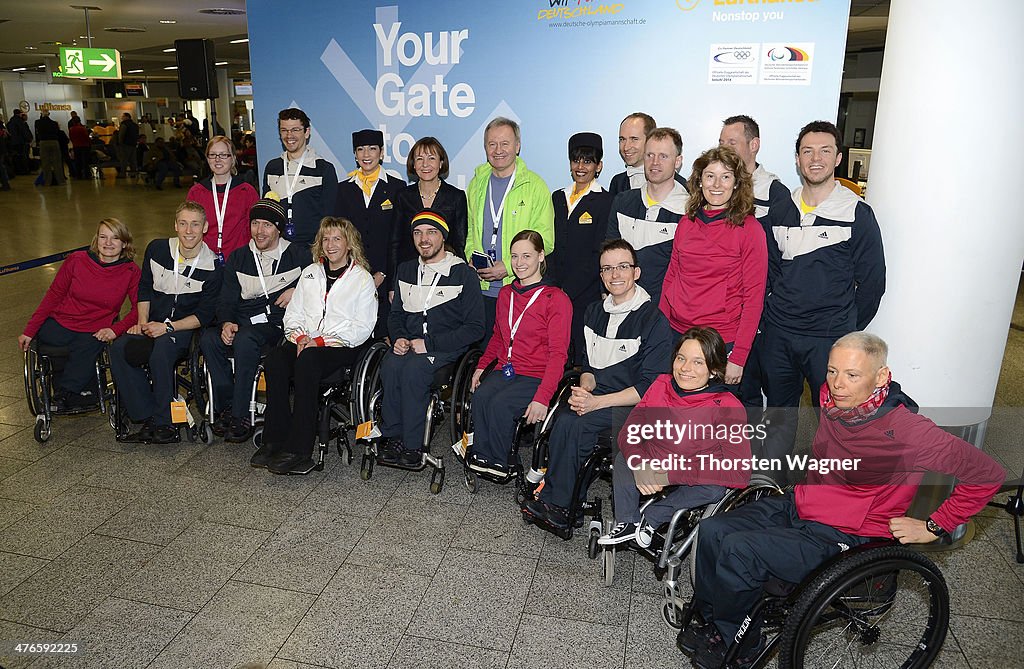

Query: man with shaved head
[[679, 332, 1005, 668]]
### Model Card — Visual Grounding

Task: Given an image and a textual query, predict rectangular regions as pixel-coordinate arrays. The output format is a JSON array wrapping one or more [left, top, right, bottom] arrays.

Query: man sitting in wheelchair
[[602, 326, 751, 547], [680, 331, 1005, 669], [109, 201, 223, 444], [522, 239, 673, 531], [377, 210, 484, 467], [199, 196, 310, 442]]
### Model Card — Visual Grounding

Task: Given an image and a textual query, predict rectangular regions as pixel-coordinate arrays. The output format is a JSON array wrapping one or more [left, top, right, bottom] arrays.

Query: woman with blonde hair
[[19, 218, 141, 410], [186, 134, 259, 263], [253, 216, 378, 475], [659, 146, 767, 385]]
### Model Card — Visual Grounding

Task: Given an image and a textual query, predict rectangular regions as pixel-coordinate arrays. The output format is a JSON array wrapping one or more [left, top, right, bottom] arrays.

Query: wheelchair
[[250, 339, 381, 473], [675, 540, 949, 668], [194, 334, 278, 445], [357, 344, 482, 494], [109, 331, 207, 443], [23, 340, 113, 443]]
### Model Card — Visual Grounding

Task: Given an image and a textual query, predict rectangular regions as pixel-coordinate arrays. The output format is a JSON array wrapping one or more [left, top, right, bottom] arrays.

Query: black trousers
[[262, 342, 360, 458], [379, 349, 460, 451], [693, 493, 868, 640], [539, 407, 614, 509], [470, 373, 540, 466], [200, 323, 281, 419], [34, 318, 105, 394], [109, 332, 192, 425]]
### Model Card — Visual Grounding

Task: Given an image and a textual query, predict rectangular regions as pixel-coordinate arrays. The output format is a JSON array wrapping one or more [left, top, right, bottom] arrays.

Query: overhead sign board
[[57, 46, 122, 79]]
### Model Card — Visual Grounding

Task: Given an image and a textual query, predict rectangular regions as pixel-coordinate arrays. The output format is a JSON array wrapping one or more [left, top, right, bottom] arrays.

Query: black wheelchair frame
[[23, 341, 113, 443]]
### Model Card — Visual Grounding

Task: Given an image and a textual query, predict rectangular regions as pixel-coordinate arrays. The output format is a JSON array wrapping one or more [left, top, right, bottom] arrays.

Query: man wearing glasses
[[262, 108, 338, 246], [606, 127, 688, 306], [522, 239, 673, 532]]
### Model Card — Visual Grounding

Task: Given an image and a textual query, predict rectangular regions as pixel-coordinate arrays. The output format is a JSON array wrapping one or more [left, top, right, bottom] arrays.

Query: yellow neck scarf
[[348, 165, 381, 198]]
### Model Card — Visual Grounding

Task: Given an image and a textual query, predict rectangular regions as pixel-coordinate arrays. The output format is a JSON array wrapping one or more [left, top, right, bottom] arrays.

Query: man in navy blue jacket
[[758, 120, 886, 466]]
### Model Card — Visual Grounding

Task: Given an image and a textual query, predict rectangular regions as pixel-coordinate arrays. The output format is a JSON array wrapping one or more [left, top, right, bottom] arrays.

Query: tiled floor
[[1, 173, 1022, 668]]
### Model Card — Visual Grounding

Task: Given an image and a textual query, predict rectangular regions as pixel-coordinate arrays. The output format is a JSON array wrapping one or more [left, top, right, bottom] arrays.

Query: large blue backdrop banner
[[248, 0, 851, 190]]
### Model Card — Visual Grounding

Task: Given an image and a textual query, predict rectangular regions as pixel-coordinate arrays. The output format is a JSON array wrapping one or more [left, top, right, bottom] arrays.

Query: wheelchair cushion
[[431, 363, 455, 390], [35, 342, 73, 358]]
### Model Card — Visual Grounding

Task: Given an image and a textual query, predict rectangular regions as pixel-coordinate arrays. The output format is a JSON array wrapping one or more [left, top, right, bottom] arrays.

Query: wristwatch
[[164, 319, 175, 333], [925, 517, 945, 537]]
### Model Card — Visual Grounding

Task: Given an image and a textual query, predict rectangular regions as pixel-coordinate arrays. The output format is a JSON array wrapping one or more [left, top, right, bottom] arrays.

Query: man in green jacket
[[466, 117, 555, 343]]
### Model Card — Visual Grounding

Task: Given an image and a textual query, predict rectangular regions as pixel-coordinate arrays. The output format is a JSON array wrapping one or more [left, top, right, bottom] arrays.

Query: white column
[[867, 0, 1024, 425]]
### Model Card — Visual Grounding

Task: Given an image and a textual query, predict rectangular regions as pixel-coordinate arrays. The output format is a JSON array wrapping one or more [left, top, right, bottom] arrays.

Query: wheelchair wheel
[[252, 426, 263, 450], [689, 475, 783, 585], [587, 528, 601, 559], [23, 349, 46, 418], [199, 420, 214, 444], [429, 467, 445, 495], [34, 416, 51, 443], [448, 348, 482, 450], [464, 469, 478, 493], [661, 600, 685, 630], [779, 545, 948, 669]]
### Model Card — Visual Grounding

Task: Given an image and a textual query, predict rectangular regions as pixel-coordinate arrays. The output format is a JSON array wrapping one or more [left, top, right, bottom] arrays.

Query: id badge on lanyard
[[283, 150, 307, 240], [505, 286, 543, 378], [487, 170, 515, 260], [212, 176, 231, 264]]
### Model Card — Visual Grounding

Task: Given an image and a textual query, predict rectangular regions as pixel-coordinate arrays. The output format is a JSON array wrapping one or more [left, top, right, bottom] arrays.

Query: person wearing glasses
[[659, 146, 767, 387], [263, 108, 338, 247], [187, 135, 260, 264], [546, 132, 612, 366], [522, 239, 672, 531]]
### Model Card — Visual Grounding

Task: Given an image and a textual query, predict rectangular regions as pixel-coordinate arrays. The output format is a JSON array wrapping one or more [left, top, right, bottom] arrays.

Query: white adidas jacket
[[283, 261, 377, 348]]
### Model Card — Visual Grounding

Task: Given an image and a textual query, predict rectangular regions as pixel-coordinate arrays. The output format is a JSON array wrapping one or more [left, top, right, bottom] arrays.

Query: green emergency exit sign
[[58, 46, 122, 79]]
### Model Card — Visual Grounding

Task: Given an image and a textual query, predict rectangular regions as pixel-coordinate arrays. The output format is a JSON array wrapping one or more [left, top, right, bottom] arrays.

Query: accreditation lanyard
[[211, 176, 231, 260], [320, 260, 351, 331], [171, 241, 201, 319], [251, 248, 275, 316], [486, 170, 515, 253], [282, 149, 309, 223], [419, 264, 443, 336], [506, 286, 543, 363]]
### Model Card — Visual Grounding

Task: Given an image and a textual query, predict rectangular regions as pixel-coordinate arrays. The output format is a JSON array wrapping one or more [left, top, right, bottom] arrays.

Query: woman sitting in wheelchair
[[467, 229, 571, 478], [251, 217, 377, 475], [600, 326, 751, 547], [19, 218, 141, 411]]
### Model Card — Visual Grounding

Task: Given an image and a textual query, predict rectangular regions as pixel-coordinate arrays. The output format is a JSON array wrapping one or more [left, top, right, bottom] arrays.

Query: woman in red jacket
[[659, 146, 767, 386], [467, 229, 572, 478], [600, 326, 752, 546], [18, 218, 141, 411], [186, 135, 259, 264]]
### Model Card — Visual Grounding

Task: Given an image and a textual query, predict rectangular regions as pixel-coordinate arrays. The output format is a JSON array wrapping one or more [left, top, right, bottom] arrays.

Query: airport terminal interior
[[0, 172, 1022, 668]]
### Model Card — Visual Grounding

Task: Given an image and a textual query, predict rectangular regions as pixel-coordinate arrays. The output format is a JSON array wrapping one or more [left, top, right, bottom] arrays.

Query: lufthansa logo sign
[[676, 0, 700, 10]]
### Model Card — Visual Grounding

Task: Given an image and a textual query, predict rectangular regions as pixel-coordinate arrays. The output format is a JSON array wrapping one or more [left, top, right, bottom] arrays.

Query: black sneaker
[[397, 448, 422, 468], [693, 627, 765, 669], [267, 452, 317, 475], [49, 389, 70, 413], [224, 416, 253, 443], [150, 425, 180, 445], [677, 617, 714, 656], [63, 389, 99, 412], [124, 419, 156, 443], [211, 410, 231, 437], [250, 443, 278, 469], [467, 453, 508, 478], [376, 438, 402, 465], [598, 520, 654, 547]]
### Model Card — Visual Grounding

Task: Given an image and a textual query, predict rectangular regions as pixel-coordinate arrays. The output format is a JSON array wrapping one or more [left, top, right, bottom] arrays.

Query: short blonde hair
[[833, 331, 888, 369], [90, 218, 135, 261]]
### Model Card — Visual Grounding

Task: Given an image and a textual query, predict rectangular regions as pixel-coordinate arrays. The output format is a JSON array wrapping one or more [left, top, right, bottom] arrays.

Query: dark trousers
[[611, 452, 726, 525], [38, 140, 64, 185], [155, 160, 182, 188], [0, 158, 10, 188], [758, 323, 835, 463], [109, 332, 192, 425], [380, 349, 459, 451], [539, 407, 614, 508], [262, 342, 361, 458], [470, 373, 540, 466], [200, 323, 281, 419], [34, 318, 104, 394], [72, 147, 91, 179], [693, 493, 868, 640]]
